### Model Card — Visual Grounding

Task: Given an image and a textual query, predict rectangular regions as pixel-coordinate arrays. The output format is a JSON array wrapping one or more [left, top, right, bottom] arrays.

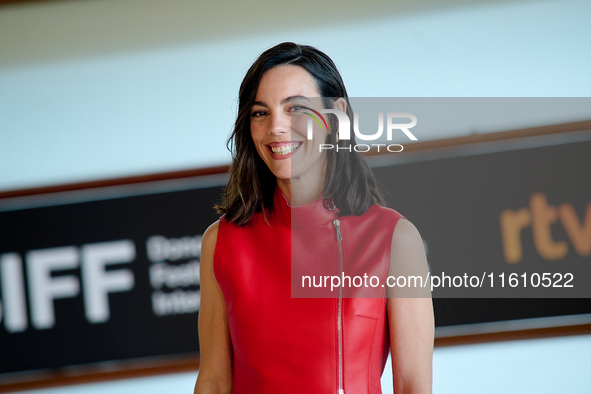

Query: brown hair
[[216, 42, 384, 225]]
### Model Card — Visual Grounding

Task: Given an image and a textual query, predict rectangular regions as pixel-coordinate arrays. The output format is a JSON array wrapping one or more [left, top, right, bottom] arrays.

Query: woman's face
[[250, 65, 329, 186]]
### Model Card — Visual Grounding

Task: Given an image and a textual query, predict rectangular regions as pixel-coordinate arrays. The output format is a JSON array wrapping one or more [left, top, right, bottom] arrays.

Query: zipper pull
[[338, 389, 344, 394], [333, 219, 342, 242]]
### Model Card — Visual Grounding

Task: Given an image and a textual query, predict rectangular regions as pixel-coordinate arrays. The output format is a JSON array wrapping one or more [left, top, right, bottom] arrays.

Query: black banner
[[370, 134, 591, 326], [1, 133, 590, 378], [0, 179, 222, 376]]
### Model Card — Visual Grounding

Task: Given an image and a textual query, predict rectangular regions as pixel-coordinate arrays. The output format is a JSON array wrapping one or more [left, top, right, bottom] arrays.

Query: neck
[[277, 176, 324, 207]]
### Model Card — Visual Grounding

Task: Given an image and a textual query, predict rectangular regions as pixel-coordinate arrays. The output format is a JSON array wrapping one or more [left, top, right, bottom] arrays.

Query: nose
[[268, 111, 290, 136]]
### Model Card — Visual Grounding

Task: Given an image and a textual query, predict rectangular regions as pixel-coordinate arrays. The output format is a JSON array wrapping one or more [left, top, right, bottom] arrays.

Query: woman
[[195, 42, 433, 394]]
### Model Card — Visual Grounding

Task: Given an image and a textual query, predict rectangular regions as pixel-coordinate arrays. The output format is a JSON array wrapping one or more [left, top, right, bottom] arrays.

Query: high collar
[[273, 186, 339, 229]]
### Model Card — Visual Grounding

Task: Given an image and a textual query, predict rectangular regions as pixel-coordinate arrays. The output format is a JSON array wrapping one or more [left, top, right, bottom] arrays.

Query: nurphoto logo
[[305, 109, 418, 153]]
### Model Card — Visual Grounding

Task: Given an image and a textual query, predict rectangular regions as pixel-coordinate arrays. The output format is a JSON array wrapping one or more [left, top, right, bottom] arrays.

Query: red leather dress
[[214, 187, 404, 393]]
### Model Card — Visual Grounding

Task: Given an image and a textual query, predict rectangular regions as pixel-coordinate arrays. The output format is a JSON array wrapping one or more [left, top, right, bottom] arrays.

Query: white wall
[[1, 0, 590, 190]]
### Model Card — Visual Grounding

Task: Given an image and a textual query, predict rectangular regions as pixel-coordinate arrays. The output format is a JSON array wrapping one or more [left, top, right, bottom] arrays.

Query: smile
[[268, 142, 301, 156]]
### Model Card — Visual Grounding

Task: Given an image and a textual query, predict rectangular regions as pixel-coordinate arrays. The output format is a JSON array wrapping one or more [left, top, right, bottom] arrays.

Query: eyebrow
[[252, 96, 311, 108]]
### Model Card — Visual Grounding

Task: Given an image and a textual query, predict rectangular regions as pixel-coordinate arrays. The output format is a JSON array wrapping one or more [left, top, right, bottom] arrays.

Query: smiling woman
[[250, 66, 341, 206], [194, 42, 434, 394]]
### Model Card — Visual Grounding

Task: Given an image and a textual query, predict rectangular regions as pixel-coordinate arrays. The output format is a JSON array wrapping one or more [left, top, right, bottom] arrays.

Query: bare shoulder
[[200, 220, 221, 276], [392, 218, 423, 248], [389, 218, 429, 298], [202, 220, 220, 251]]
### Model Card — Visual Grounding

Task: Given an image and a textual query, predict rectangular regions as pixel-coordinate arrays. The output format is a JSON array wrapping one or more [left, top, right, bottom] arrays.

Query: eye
[[250, 110, 268, 118], [289, 105, 309, 114]]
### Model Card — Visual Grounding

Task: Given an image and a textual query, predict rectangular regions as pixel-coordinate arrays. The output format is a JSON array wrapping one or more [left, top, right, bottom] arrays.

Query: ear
[[333, 98, 347, 113], [329, 98, 347, 135]]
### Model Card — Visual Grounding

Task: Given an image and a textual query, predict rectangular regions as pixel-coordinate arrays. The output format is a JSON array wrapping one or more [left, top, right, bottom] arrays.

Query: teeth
[[270, 143, 300, 155]]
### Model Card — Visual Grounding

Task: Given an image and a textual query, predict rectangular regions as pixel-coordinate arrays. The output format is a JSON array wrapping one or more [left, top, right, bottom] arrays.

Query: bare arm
[[387, 219, 434, 393], [194, 221, 233, 394]]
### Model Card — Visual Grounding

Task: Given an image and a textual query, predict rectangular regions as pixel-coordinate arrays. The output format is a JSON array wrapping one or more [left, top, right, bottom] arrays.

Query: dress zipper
[[333, 219, 344, 394]]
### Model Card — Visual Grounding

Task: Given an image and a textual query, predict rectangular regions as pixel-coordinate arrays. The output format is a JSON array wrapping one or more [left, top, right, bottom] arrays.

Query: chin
[[273, 173, 292, 181], [269, 167, 291, 180]]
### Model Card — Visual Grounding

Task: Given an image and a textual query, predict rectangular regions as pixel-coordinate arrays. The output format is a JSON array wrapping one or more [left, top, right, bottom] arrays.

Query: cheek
[[250, 123, 264, 142], [310, 130, 329, 145], [249, 128, 266, 158], [291, 115, 307, 132]]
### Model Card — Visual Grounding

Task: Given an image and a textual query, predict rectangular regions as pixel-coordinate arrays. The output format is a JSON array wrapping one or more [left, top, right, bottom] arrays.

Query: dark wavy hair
[[216, 42, 385, 225]]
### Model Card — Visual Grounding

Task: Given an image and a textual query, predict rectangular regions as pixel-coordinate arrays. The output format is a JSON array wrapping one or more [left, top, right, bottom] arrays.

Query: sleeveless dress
[[214, 186, 404, 393]]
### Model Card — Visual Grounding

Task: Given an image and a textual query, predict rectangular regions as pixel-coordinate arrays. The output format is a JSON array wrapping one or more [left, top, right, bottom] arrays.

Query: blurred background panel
[[1, 0, 590, 393], [1, 0, 590, 191]]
